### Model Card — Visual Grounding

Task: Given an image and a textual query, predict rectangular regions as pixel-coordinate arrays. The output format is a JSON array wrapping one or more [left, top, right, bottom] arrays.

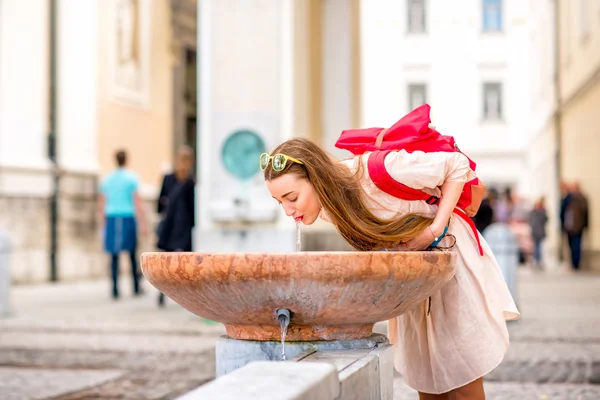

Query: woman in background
[[156, 145, 196, 307]]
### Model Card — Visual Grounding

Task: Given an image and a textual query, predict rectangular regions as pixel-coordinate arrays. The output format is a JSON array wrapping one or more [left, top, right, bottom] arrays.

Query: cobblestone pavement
[[0, 347, 215, 400], [0, 278, 222, 400], [1, 267, 599, 399]]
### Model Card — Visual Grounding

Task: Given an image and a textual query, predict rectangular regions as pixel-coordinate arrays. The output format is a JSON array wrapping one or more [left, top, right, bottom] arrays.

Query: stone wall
[[0, 194, 51, 283], [560, 77, 600, 272], [0, 169, 159, 284], [57, 172, 104, 281]]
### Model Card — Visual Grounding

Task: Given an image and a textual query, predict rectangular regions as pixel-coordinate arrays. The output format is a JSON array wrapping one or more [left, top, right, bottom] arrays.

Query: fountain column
[[216, 332, 390, 377]]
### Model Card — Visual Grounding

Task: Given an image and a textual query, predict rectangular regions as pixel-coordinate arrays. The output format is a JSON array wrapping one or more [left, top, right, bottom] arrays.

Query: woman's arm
[[405, 180, 464, 251], [431, 181, 465, 236]]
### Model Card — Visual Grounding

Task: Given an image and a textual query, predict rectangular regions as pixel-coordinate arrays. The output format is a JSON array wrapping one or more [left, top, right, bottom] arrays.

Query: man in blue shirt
[[98, 150, 147, 299]]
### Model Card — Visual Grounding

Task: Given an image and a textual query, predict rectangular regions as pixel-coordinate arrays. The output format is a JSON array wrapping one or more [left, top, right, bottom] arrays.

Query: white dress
[[322, 150, 520, 394]]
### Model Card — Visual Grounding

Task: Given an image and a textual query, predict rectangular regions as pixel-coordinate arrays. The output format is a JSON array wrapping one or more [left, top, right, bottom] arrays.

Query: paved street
[[0, 279, 223, 400], [1, 266, 599, 399]]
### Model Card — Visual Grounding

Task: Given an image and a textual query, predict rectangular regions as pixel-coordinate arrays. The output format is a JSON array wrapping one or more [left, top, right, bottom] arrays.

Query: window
[[408, 84, 427, 112], [407, 0, 426, 34], [483, 83, 502, 120], [482, 0, 502, 32]]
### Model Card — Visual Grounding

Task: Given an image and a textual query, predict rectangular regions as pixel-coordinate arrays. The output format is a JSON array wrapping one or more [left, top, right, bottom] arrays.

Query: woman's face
[[266, 174, 321, 225]]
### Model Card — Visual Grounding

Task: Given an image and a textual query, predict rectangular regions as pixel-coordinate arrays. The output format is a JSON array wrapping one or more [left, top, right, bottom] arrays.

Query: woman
[[261, 138, 519, 399], [156, 145, 196, 307]]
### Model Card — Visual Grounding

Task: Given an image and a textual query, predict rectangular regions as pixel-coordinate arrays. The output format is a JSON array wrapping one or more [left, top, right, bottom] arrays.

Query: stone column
[[0, 0, 53, 282], [321, 0, 361, 158], [0, 0, 51, 171], [195, 0, 298, 252], [57, 0, 99, 174], [55, 0, 103, 280]]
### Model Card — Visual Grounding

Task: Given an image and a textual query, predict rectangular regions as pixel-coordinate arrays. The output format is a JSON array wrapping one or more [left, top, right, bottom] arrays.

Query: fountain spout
[[276, 308, 291, 329]]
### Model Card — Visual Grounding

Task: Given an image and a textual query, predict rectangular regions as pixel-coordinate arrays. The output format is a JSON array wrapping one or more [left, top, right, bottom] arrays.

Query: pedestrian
[[563, 182, 589, 270], [558, 180, 571, 262], [156, 145, 196, 307], [98, 150, 147, 299], [494, 187, 514, 224], [260, 133, 519, 399], [528, 197, 548, 270]]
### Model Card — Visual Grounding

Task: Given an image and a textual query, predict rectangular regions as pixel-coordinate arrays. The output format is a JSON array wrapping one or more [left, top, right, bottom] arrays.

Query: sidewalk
[[1, 277, 225, 336], [1, 266, 600, 399], [0, 278, 225, 400]]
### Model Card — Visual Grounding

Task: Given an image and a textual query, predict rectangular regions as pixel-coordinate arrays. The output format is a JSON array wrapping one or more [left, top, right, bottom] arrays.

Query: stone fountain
[[141, 250, 456, 380]]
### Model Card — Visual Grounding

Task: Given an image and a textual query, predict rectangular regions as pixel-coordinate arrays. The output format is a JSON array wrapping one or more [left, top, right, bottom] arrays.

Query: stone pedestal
[[180, 340, 394, 399], [216, 334, 388, 377]]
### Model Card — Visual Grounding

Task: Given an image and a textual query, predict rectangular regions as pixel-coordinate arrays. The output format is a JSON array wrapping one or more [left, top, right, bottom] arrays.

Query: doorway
[[171, 0, 197, 170]]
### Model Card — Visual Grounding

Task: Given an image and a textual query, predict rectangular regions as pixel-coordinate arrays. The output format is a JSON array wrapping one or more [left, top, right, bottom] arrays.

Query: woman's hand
[[406, 181, 465, 251], [405, 223, 447, 251], [405, 226, 436, 251]]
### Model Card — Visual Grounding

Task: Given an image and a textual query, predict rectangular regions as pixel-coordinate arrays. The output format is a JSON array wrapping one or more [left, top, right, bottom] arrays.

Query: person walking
[[98, 150, 147, 299], [528, 197, 548, 270], [563, 183, 589, 270]]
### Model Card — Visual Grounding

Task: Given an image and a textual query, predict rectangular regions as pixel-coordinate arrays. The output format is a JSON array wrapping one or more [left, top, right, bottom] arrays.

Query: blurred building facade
[[553, 0, 600, 270], [2, 0, 599, 283], [359, 0, 538, 191], [0, 0, 196, 283]]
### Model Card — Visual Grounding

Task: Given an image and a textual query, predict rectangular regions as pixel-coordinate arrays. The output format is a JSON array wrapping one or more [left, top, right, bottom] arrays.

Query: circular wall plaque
[[221, 129, 266, 180]]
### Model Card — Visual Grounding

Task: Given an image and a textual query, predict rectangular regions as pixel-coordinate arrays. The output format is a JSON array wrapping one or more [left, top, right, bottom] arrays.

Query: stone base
[[181, 342, 394, 399], [215, 333, 388, 377]]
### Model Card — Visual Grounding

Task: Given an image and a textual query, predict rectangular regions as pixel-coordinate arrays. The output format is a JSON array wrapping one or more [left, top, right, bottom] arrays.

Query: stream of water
[[295, 220, 302, 252], [279, 317, 288, 361], [277, 221, 302, 361]]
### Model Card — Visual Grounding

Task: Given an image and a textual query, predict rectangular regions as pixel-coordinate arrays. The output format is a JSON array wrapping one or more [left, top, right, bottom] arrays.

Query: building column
[[54, 0, 103, 281], [0, 0, 51, 172], [0, 0, 52, 283], [196, 0, 299, 252], [321, 0, 360, 157], [57, 0, 99, 174]]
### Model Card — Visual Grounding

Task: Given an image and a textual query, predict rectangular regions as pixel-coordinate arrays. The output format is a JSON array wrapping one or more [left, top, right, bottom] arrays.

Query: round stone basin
[[141, 251, 456, 341]]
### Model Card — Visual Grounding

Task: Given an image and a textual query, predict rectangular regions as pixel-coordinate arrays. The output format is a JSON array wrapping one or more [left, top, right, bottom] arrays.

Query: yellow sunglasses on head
[[259, 152, 304, 172]]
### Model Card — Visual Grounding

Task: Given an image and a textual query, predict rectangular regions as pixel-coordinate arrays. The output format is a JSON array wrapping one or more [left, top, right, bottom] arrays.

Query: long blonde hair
[[263, 138, 433, 251]]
